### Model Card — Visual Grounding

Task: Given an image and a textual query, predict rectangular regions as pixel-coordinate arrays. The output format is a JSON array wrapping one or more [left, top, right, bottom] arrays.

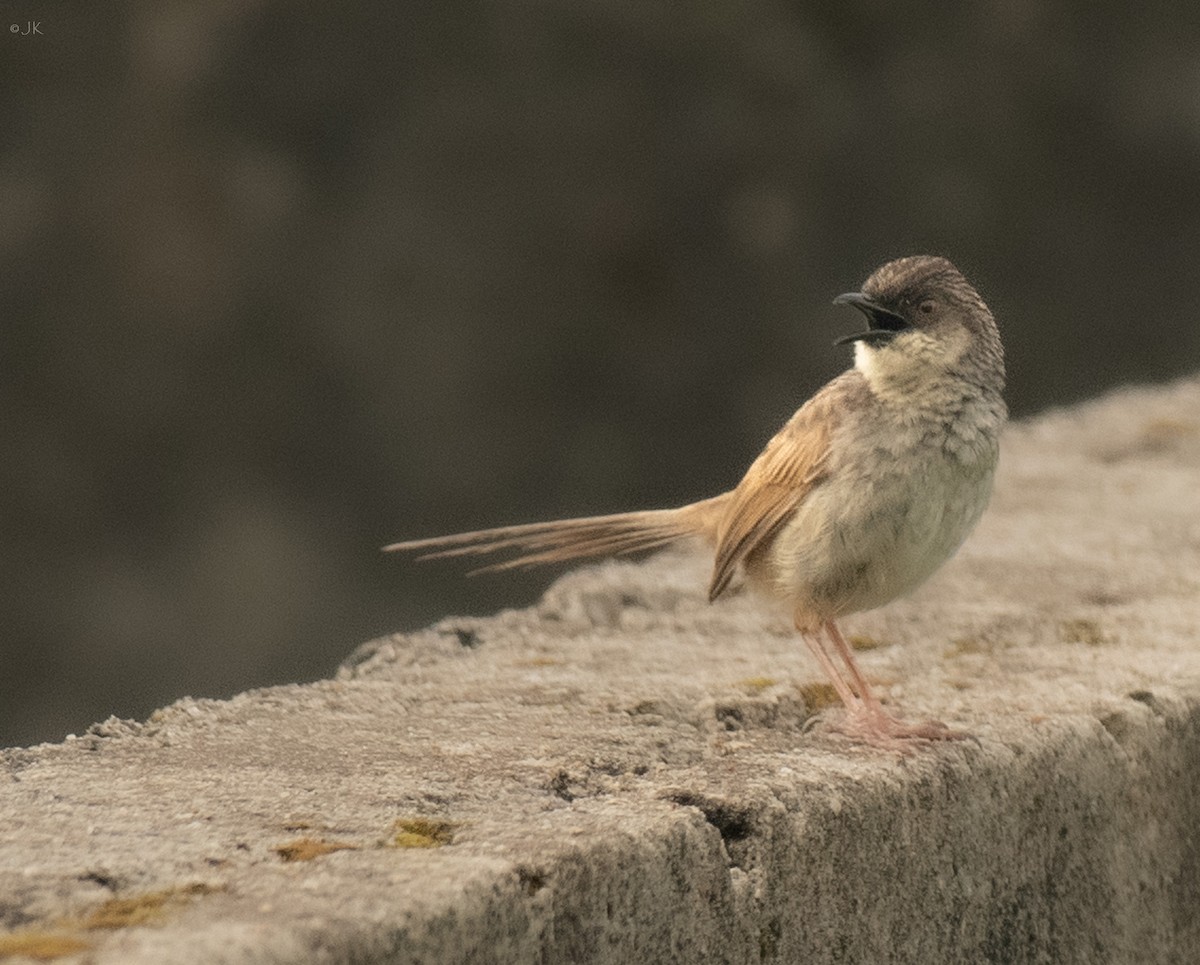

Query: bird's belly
[[755, 454, 995, 618]]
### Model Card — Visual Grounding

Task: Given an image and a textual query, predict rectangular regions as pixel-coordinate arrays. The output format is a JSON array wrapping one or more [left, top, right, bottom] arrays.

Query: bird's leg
[[823, 620, 886, 714], [813, 619, 970, 748], [795, 617, 861, 712]]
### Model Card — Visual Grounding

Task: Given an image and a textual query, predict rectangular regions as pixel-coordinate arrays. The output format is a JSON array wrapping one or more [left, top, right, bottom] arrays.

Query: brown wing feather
[[706, 379, 845, 601]]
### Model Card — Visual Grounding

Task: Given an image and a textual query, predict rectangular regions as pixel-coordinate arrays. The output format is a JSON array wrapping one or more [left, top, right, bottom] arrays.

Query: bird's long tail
[[384, 495, 726, 573]]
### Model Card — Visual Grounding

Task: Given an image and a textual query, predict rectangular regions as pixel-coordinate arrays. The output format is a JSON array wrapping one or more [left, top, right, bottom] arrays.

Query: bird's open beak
[[832, 292, 910, 346]]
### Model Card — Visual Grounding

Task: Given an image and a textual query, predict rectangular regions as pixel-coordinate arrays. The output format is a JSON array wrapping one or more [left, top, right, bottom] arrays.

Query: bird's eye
[[918, 299, 936, 315]]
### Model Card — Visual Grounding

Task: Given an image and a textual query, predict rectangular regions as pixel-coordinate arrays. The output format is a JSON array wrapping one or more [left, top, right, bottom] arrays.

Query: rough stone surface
[[2, 376, 1199, 964]]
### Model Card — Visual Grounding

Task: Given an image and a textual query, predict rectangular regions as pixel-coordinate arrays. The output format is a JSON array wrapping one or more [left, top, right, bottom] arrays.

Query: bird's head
[[833, 255, 1004, 395]]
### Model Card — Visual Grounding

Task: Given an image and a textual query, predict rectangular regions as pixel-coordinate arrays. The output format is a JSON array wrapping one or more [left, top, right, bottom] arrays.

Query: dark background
[[3, 1, 1199, 748]]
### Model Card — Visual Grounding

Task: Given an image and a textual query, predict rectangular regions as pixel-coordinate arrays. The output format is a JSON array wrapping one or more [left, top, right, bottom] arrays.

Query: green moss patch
[[0, 932, 92, 961], [391, 818, 458, 849], [796, 682, 841, 713], [736, 676, 778, 694], [273, 836, 359, 862]]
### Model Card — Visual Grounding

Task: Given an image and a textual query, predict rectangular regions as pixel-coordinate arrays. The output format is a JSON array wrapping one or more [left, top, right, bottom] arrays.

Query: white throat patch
[[854, 328, 969, 401]]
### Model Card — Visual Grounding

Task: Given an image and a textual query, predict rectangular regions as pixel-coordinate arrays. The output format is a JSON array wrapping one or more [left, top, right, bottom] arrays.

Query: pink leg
[[798, 617, 970, 749], [796, 622, 861, 712], [823, 620, 886, 714]]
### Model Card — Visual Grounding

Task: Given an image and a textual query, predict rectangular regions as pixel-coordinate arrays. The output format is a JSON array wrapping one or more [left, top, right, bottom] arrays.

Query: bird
[[386, 256, 1007, 747]]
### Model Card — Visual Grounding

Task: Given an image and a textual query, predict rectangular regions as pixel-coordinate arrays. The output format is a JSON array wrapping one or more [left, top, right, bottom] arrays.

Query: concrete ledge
[[3, 377, 1200, 963]]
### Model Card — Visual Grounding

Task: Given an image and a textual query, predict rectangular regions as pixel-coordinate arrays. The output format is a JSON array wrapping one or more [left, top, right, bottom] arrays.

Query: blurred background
[[3, 1, 1199, 747]]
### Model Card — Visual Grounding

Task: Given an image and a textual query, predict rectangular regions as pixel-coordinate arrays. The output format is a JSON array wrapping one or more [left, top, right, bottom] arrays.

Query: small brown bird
[[386, 256, 1007, 746]]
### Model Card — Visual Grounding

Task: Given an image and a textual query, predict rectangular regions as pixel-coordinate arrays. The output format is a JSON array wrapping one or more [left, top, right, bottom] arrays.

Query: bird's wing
[[707, 376, 850, 601]]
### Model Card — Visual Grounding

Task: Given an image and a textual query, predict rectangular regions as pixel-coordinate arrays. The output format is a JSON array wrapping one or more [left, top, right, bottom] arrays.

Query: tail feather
[[384, 496, 725, 574]]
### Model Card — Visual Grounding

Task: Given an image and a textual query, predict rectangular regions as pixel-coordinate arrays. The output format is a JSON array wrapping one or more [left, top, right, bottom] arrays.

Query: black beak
[[832, 292, 910, 346]]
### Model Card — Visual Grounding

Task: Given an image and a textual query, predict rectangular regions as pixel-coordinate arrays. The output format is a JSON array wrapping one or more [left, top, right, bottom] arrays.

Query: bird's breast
[[751, 408, 999, 619]]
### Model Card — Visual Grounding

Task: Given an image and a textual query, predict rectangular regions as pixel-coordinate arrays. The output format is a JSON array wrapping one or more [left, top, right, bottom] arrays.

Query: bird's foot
[[828, 707, 971, 752]]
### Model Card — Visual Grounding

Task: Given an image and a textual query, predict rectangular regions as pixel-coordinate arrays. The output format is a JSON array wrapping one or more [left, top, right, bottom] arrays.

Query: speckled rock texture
[[2, 376, 1199, 964]]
